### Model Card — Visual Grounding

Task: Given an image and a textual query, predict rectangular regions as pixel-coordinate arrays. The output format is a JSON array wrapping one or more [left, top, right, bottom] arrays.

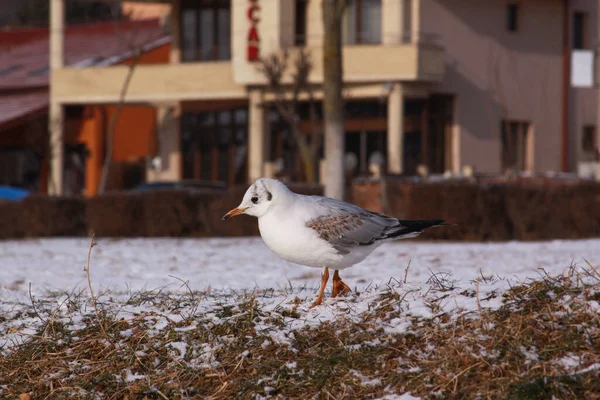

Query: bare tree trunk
[[307, 91, 322, 183], [96, 14, 154, 195], [293, 123, 314, 182], [322, 0, 345, 200]]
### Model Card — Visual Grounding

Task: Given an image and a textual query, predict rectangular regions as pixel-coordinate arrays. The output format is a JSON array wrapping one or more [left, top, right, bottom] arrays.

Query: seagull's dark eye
[[251, 196, 259, 204]]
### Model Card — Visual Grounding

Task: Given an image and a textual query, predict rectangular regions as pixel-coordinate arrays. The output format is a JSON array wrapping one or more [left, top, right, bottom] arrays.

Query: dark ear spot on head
[[267, 191, 273, 201]]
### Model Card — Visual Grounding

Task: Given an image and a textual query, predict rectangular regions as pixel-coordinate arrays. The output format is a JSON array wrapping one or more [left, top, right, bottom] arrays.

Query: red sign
[[247, 0, 260, 61]]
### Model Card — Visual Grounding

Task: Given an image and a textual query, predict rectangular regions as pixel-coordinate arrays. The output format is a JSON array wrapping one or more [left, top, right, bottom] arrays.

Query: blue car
[[0, 185, 29, 201]]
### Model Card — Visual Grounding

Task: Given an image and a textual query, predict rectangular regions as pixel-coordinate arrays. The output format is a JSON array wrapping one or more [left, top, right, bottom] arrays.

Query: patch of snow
[[379, 393, 421, 400], [120, 328, 134, 338], [352, 370, 383, 387], [587, 300, 600, 312], [577, 363, 600, 374], [168, 341, 187, 359], [125, 369, 146, 382], [175, 323, 197, 332], [519, 345, 539, 364], [284, 361, 297, 369], [556, 354, 582, 370]]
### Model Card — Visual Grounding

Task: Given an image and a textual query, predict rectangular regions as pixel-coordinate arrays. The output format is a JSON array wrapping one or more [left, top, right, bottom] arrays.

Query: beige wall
[[53, 63, 245, 104], [122, 1, 171, 22], [421, 0, 567, 174]]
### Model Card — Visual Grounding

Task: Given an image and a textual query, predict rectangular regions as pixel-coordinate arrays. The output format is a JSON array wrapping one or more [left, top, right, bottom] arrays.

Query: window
[[582, 125, 597, 153], [501, 120, 530, 172], [506, 3, 519, 32], [0, 149, 42, 192], [345, 131, 387, 175], [181, 107, 248, 185], [573, 11, 588, 50], [181, 0, 231, 62], [295, 0, 308, 46], [344, 0, 382, 44], [402, 0, 413, 43]]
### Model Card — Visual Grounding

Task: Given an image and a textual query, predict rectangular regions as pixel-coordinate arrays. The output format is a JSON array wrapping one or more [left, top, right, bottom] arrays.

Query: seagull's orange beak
[[222, 207, 248, 221]]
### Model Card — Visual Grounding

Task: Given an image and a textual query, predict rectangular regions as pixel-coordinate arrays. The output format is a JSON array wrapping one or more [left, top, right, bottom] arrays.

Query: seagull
[[223, 178, 445, 307]]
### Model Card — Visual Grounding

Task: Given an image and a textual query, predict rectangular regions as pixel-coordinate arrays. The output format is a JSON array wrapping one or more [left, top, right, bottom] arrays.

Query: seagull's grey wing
[[306, 197, 445, 255], [305, 197, 400, 254]]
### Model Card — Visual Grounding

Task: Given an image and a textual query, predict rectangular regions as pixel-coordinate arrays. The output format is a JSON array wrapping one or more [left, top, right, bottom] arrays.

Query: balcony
[[52, 61, 244, 104], [52, 42, 444, 105], [232, 42, 444, 86]]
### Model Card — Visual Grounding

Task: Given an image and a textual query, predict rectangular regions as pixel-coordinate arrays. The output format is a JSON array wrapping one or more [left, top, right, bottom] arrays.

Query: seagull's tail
[[387, 219, 446, 240]]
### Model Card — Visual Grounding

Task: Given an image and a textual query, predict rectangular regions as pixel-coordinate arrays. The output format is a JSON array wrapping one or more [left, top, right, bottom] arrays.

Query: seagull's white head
[[222, 178, 291, 220]]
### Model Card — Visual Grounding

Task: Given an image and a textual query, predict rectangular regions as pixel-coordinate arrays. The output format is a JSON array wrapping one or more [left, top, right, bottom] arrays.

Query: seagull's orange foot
[[310, 267, 330, 308], [332, 270, 352, 298], [309, 295, 323, 308], [332, 280, 351, 297]]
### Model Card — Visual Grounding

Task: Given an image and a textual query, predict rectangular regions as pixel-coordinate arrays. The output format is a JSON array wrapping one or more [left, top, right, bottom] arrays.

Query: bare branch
[[257, 50, 295, 122], [257, 48, 318, 182], [97, 53, 140, 194], [292, 49, 311, 97], [257, 49, 289, 89]]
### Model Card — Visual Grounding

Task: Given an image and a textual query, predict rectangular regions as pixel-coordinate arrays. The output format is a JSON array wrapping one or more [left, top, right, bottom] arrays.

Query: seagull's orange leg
[[310, 267, 330, 308], [332, 270, 351, 298]]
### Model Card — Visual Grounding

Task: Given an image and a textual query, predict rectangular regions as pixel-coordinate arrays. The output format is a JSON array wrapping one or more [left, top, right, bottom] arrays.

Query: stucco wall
[[421, 0, 565, 174]]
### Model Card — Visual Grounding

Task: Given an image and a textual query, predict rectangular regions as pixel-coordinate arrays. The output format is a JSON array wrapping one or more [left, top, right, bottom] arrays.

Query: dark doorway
[[402, 95, 453, 175], [427, 94, 453, 174]]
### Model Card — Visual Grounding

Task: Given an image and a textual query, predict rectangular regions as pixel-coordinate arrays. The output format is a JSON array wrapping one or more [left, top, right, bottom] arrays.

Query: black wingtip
[[388, 219, 447, 239], [402, 219, 446, 228]]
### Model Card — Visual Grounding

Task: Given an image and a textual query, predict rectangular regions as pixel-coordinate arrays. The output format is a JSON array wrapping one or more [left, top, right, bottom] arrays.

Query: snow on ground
[[0, 237, 599, 297], [1, 237, 599, 399], [1, 236, 599, 338]]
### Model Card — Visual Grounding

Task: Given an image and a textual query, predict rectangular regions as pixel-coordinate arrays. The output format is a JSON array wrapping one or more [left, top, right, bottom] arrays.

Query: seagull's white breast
[[258, 209, 344, 269]]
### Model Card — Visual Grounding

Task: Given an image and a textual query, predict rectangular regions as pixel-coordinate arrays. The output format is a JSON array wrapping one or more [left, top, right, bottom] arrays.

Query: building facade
[[0, 18, 169, 196], [48, 0, 600, 194]]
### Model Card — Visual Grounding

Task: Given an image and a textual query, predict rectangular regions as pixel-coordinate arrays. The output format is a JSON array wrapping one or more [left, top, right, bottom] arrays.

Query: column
[[248, 89, 266, 182], [411, 0, 420, 43], [49, 0, 65, 195], [382, 0, 404, 45], [387, 83, 404, 174], [451, 123, 461, 174], [147, 105, 182, 182]]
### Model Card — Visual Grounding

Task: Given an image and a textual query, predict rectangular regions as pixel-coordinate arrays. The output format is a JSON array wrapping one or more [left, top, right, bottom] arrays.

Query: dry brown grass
[[1, 261, 600, 399]]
